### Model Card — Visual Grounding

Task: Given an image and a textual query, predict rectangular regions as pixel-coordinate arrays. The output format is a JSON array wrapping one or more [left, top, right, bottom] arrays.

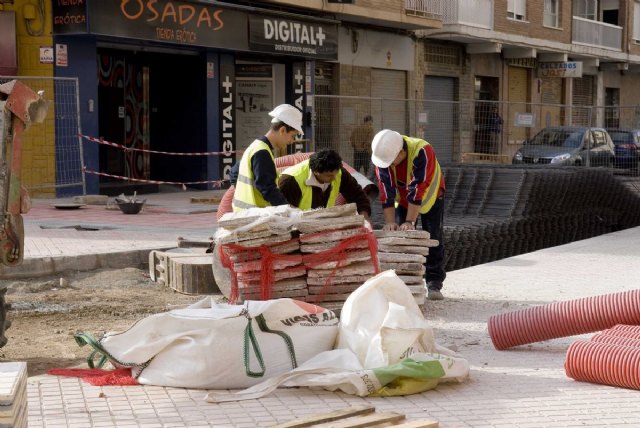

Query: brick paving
[[7, 190, 640, 427]]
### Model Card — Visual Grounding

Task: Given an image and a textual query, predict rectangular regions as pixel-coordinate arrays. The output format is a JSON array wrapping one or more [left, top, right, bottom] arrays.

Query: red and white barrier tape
[[83, 167, 228, 187], [79, 134, 240, 156]]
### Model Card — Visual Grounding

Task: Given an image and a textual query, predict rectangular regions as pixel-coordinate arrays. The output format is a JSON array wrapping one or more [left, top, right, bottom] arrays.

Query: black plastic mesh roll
[[440, 166, 640, 272]]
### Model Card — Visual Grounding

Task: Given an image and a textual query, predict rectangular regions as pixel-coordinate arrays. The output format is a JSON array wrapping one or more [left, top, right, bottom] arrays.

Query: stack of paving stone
[[216, 208, 307, 302], [375, 230, 438, 305], [297, 204, 375, 312], [0, 362, 27, 428]]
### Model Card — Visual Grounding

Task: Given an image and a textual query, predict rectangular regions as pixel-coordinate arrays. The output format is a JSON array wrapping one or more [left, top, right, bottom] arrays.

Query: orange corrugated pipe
[[488, 289, 640, 350], [565, 340, 640, 390]]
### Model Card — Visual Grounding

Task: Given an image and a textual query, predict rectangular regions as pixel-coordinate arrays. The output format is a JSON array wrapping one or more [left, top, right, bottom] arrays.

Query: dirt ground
[[0, 267, 490, 379], [0, 268, 211, 376]]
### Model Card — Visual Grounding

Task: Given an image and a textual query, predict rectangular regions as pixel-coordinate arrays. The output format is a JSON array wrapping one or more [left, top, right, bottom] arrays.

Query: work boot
[[427, 288, 444, 300]]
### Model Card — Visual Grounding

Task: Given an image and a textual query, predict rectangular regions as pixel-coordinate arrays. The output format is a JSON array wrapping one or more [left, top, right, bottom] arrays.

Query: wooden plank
[[269, 406, 375, 428], [392, 420, 439, 428], [190, 196, 221, 204], [321, 412, 405, 427], [168, 255, 218, 295]]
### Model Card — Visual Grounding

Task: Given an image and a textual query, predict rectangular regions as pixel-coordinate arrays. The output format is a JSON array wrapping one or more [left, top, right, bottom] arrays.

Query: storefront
[[52, 0, 338, 194]]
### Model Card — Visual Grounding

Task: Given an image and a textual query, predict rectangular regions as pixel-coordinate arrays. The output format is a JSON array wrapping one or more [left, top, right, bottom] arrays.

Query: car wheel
[[607, 157, 614, 168]]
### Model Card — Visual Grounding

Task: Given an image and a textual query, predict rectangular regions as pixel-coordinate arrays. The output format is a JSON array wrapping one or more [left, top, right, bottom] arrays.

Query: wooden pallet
[[269, 406, 438, 428]]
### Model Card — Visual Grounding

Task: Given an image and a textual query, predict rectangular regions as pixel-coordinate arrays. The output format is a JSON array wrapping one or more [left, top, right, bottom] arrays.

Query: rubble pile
[[375, 230, 438, 305]]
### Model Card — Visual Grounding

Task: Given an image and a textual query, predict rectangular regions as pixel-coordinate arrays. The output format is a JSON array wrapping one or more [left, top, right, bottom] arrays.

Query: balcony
[[440, 0, 493, 29], [405, 0, 443, 19], [572, 16, 622, 51]]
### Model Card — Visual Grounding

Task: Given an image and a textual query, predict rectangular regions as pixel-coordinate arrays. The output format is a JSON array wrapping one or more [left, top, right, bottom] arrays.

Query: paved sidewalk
[[6, 191, 640, 427], [0, 190, 224, 279]]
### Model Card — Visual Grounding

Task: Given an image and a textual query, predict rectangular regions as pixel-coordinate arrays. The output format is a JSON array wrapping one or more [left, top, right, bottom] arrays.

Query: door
[[235, 64, 275, 153], [508, 67, 529, 144], [424, 76, 456, 163], [97, 52, 127, 180]]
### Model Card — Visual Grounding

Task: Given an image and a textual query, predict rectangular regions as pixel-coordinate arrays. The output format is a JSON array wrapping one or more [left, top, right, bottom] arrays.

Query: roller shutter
[[572, 76, 595, 126], [424, 76, 455, 163], [371, 69, 407, 133]]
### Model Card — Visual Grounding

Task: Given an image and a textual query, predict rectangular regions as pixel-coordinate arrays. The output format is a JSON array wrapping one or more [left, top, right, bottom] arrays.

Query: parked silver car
[[512, 127, 615, 167]]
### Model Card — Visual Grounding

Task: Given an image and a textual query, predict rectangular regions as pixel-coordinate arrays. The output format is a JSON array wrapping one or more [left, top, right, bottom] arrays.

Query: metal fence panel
[[314, 95, 640, 175], [0, 76, 85, 196]]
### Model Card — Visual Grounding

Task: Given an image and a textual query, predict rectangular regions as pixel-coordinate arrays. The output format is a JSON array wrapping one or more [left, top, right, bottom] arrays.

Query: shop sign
[[55, 44, 68, 67], [84, 0, 248, 50], [514, 112, 536, 127], [219, 56, 235, 180], [39, 46, 54, 64], [52, 0, 88, 34], [290, 62, 306, 153], [538, 62, 583, 78], [249, 15, 338, 60]]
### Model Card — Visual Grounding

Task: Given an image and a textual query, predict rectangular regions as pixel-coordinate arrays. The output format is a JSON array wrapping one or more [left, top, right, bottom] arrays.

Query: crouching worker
[[278, 149, 371, 221], [232, 104, 303, 212]]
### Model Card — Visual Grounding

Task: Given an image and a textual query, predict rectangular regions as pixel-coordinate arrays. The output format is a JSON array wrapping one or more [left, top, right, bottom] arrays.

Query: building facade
[[2, 1, 640, 194]]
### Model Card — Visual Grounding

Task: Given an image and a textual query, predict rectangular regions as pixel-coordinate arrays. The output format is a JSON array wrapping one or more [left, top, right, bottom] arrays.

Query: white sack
[[98, 297, 339, 389], [207, 270, 469, 402]]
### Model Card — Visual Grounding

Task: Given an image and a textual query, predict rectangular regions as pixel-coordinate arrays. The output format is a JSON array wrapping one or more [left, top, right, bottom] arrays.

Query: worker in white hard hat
[[371, 129, 447, 300], [232, 104, 303, 212]]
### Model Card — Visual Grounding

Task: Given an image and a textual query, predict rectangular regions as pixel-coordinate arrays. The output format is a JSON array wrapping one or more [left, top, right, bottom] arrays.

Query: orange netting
[[47, 368, 139, 386], [219, 227, 379, 304]]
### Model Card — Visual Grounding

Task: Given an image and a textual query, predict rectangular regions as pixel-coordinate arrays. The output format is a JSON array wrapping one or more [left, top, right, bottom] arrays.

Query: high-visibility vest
[[232, 139, 277, 212], [390, 136, 443, 214], [282, 160, 342, 210]]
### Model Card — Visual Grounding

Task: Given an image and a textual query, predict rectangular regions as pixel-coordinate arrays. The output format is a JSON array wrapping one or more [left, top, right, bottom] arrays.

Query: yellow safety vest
[[232, 139, 277, 212], [282, 160, 342, 210], [391, 136, 443, 214]]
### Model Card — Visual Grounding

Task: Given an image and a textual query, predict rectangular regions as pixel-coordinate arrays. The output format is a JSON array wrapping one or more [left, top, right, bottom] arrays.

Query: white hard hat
[[268, 104, 304, 135], [371, 129, 403, 168]]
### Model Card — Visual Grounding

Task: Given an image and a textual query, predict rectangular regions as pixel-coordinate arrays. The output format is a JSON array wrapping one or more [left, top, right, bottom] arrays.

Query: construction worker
[[232, 104, 303, 212], [278, 149, 371, 220], [370, 129, 446, 300]]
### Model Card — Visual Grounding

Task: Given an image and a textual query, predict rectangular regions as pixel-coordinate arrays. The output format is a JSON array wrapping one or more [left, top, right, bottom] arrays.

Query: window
[[544, 0, 560, 27], [634, 1, 640, 40], [508, 0, 527, 20], [573, 0, 596, 20]]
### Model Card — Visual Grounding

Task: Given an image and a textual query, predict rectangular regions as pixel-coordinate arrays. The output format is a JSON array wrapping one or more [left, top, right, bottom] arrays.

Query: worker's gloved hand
[[383, 222, 398, 231]]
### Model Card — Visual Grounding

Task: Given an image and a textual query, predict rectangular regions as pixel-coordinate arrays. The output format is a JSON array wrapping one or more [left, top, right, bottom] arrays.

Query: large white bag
[[88, 297, 339, 389], [207, 270, 469, 402]]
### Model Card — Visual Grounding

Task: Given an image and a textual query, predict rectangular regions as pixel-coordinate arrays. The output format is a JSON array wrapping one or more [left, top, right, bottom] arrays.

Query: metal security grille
[[572, 76, 595, 126], [0, 76, 84, 196], [424, 43, 462, 65]]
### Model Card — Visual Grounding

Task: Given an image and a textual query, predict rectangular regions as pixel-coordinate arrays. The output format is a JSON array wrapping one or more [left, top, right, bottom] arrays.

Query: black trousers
[[353, 149, 370, 176], [395, 196, 446, 290]]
